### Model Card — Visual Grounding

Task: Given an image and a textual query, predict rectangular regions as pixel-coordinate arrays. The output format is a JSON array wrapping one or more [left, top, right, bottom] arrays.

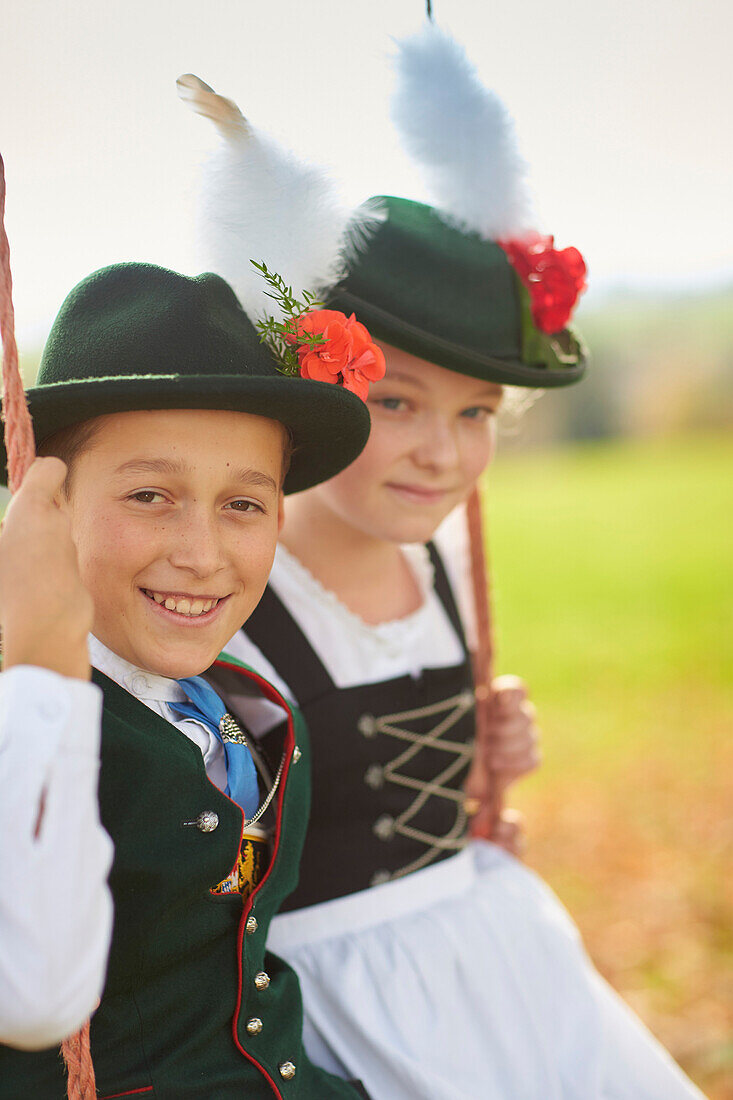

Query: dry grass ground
[[486, 432, 732, 1099]]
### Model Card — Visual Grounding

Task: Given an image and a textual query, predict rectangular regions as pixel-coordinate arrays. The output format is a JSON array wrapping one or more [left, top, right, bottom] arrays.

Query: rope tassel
[[0, 153, 96, 1098]]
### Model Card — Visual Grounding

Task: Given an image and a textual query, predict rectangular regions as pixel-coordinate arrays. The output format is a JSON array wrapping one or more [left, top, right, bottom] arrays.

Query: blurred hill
[[499, 283, 733, 450]]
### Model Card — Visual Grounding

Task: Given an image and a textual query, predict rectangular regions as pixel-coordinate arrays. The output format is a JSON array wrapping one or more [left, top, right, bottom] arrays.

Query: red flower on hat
[[500, 234, 587, 334], [289, 309, 386, 401], [251, 261, 386, 401]]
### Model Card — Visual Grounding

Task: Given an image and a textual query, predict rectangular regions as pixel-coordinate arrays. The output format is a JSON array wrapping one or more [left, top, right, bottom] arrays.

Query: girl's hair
[[497, 386, 543, 437]]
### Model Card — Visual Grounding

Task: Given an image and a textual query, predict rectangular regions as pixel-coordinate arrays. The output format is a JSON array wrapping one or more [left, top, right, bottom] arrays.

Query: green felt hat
[[328, 196, 587, 389], [1, 262, 370, 493]]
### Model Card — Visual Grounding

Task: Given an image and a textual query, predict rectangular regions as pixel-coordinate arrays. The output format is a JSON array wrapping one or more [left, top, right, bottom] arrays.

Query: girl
[[197, 23, 705, 1100], [219, 331, 702, 1100]]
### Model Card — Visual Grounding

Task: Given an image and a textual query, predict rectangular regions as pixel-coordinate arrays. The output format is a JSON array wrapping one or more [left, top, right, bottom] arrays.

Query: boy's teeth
[[148, 591, 219, 616]]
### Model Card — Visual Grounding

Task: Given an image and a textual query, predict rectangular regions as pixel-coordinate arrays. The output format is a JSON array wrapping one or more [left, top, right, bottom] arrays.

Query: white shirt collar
[[88, 635, 187, 705]]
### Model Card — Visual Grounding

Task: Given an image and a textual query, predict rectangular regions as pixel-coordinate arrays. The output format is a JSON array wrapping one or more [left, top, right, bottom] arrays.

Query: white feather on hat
[[178, 74, 379, 322], [390, 23, 535, 240]]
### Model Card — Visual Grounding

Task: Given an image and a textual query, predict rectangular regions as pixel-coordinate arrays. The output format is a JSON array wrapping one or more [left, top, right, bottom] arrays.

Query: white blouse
[[223, 510, 473, 737]]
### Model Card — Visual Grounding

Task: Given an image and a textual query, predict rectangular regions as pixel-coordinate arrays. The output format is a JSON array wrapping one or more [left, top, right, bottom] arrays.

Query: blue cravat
[[173, 676, 259, 819]]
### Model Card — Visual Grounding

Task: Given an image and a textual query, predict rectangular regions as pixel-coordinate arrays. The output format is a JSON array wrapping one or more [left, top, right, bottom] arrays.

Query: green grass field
[[484, 432, 732, 1098]]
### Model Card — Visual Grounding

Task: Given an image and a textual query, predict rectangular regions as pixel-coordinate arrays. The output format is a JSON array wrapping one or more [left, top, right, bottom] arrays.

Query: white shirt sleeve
[[0, 666, 114, 1050]]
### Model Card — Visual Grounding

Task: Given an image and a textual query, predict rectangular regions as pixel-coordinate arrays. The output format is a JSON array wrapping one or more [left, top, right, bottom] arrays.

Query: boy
[[0, 261, 372, 1099]]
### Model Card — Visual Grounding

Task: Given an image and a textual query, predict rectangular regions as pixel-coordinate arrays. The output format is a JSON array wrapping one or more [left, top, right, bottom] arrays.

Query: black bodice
[[241, 543, 476, 910]]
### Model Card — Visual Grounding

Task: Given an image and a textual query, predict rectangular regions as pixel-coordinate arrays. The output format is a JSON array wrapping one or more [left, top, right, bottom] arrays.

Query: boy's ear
[[277, 492, 285, 534]]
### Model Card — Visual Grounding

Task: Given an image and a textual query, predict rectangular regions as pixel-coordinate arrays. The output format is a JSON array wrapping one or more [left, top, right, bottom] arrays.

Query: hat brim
[[1, 373, 370, 494], [331, 289, 587, 388]]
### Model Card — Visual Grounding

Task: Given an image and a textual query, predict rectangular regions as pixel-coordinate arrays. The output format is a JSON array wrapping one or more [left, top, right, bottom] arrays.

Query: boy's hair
[[38, 416, 294, 493], [37, 420, 103, 493]]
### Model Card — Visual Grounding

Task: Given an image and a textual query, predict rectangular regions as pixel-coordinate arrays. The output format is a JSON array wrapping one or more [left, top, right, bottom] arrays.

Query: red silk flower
[[289, 309, 386, 401], [500, 234, 587, 334]]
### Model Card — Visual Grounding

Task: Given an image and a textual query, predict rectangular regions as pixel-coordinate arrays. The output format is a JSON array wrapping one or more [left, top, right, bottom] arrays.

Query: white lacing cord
[[367, 690, 475, 881]]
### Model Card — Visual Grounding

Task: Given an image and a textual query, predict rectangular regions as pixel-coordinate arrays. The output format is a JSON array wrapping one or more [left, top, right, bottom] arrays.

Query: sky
[[1, 0, 731, 349]]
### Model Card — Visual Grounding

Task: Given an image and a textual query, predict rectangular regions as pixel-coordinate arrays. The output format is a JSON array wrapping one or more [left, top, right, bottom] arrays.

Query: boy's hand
[[466, 674, 541, 847], [0, 458, 92, 680]]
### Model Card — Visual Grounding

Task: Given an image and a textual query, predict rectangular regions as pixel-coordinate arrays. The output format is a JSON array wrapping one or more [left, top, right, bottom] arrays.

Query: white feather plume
[[181, 74, 375, 321], [391, 23, 535, 239]]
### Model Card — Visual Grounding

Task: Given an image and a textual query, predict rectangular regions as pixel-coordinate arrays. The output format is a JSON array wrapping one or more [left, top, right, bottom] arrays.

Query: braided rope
[[0, 155, 35, 491], [0, 154, 97, 1099], [61, 1023, 97, 1099], [466, 485, 501, 831]]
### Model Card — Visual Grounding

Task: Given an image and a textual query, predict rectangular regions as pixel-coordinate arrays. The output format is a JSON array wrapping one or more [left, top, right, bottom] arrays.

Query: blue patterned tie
[[173, 676, 259, 819]]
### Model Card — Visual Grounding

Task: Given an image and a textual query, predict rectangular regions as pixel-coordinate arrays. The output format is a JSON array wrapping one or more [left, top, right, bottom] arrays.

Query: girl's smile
[[384, 482, 456, 507]]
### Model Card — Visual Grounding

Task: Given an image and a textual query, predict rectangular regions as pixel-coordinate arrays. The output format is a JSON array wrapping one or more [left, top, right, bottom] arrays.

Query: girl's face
[[311, 342, 502, 544]]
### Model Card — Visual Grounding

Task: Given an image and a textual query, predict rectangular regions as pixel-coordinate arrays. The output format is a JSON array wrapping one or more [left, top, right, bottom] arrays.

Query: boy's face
[[61, 408, 285, 679], [310, 342, 502, 544]]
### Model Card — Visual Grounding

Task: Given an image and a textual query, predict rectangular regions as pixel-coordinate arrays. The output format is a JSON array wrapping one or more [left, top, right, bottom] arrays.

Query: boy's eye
[[226, 499, 263, 514], [129, 490, 166, 504]]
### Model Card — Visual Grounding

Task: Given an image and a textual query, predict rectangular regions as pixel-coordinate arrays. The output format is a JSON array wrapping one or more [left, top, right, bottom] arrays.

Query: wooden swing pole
[[0, 153, 97, 1100], [465, 485, 502, 835]]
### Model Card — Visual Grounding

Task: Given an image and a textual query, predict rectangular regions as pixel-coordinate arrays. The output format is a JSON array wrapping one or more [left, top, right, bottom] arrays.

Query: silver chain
[[242, 751, 285, 829]]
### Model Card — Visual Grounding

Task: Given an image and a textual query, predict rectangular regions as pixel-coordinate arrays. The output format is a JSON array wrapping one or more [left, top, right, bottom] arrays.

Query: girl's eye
[[460, 406, 495, 421], [226, 499, 263, 514], [130, 490, 166, 504], [373, 397, 409, 412]]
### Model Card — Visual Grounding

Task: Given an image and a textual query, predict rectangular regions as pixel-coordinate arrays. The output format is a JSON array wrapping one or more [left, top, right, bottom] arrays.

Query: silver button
[[364, 764, 384, 789], [246, 1017, 263, 1035], [373, 814, 395, 841], [357, 714, 377, 738], [130, 673, 149, 695], [254, 971, 270, 991], [279, 1061, 296, 1080], [183, 810, 219, 832], [245, 915, 258, 935], [292, 745, 302, 763]]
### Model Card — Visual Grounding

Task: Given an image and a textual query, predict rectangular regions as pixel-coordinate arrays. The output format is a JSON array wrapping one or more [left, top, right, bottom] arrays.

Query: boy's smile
[[60, 408, 285, 679]]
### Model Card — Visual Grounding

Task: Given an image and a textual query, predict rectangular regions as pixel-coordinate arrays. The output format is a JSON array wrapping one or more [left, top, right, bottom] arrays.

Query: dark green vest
[[0, 658, 360, 1099]]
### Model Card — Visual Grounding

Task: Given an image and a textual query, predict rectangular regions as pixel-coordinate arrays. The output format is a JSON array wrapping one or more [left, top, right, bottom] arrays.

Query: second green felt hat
[[329, 196, 587, 388]]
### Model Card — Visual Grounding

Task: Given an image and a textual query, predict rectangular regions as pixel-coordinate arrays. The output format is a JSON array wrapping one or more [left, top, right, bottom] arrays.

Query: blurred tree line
[[500, 284, 733, 451]]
